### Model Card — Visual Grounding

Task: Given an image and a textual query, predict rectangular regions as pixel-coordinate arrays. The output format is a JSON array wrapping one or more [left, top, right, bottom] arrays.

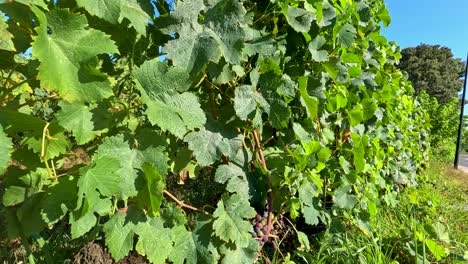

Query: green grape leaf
[[135, 218, 173, 264], [298, 76, 319, 119], [219, 239, 259, 264], [40, 176, 78, 225], [135, 61, 206, 138], [192, 215, 221, 264], [136, 163, 165, 217], [14, 193, 48, 236], [337, 23, 357, 48], [76, 0, 149, 35], [71, 156, 120, 237], [213, 193, 256, 248], [161, 0, 247, 73], [334, 185, 358, 210], [77, 156, 121, 198], [0, 13, 15, 51], [160, 205, 187, 228], [0, 124, 13, 174], [134, 60, 192, 97], [299, 181, 321, 225], [136, 129, 169, 177], [351, 134, 366, 172], [0, 110, 70, 159], [11, 0, 48, 9], [70, 188, 112, 238], [314, 0, 336, 27], [348, 104, 364, 126], [2, 168, 48, 206], [103, 208, 147, 261], [141, 93, 206, 139], [94, 135, 143, 199], [159, 0, 218, 74], [203, 0, 246, 65], [286, 6, 315, 33], [234, 85, 260, 120], [168, 226, 198, 264], [308, 35, 328, 62], [184, 129, 232, 167], [56, 102, 105, 145], [215, 163, 249, 198], [31, 8, 118, 102], [23, 129, 70, 159], [297, 231, 311, 251]]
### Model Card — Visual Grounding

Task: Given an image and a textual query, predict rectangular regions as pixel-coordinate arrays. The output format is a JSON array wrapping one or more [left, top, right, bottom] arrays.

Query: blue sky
[[382, 0, 467, 61]]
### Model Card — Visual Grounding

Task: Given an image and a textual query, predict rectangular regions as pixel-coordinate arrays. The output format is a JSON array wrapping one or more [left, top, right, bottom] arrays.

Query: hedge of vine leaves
[[0, 0, 429, 263]]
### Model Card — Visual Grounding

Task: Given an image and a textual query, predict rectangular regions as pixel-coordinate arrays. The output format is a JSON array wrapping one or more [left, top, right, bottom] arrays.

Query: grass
[[301, 161, 468, 264]]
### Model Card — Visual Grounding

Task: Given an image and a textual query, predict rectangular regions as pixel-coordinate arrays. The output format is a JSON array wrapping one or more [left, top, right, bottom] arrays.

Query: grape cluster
[[251, 211, 289, 249]]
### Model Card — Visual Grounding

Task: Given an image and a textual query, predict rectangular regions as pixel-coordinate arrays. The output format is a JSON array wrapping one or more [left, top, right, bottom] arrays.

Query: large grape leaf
[[298, 76, 319, 119], [136, 163, 165, 217], [160, 0, 247, 74], [0, 110, 70, 159], [103, 212, 138, 261], [219, 239, 259, 264], [70, 156, 120, 238], [141, 92, 206, 139], [286, 6, 315, 33], [0, 12, 15, 51], [212, 194, 256, 248], [215, 163, 249, 198], [234, 85, 268, 121], [103, 208, 147, 261], [77, 156, 121, 198], [308, 35, 329, 62], [203, 0, 246, 65], [76, 0, 149, 35], [234, 61, 294, 128], [134, 60, 191, 97], [22, 130, 70, 159], [184, 129, 232, 167], [31, 8, 118, 102], [94, 135, 143, 199], [299, 181, 321, 225], [55, 102, 106, 145], [136, 128, 169, 176], [168, 226, 198, 264], [2, 168, 48, 207], [135, 218, 174, 264], [70, 189, 111, 238], [334, 185, 358, 210], [40, 176, 78, 225], [135, 61, 206, 138], [0, 124, 12, 175], [337, 23, 357, 48], [191, 215, 221, 264]]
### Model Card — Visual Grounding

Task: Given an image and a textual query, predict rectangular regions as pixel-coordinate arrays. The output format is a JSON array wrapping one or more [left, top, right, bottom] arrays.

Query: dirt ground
[[73, 242, 148, 264]]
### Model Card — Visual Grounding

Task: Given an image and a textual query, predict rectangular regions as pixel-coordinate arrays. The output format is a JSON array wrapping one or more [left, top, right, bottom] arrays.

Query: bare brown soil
[[73, 242, 148, 264]]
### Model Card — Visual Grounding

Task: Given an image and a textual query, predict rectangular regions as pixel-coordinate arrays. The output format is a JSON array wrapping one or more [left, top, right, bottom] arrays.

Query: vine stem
[[163, 190, 208, 215], [253, 129, 274, 251]]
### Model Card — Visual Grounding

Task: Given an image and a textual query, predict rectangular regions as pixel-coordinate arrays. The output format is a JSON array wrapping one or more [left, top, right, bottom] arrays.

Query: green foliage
[[420, 92, 459, 162], [0, 0, 432, 262], [302, 162, 467, 264], [399, 44, 465, 104]]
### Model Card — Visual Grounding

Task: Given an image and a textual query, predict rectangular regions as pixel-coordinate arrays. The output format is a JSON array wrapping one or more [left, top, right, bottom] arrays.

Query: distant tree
[[399, 44, 465, 104]]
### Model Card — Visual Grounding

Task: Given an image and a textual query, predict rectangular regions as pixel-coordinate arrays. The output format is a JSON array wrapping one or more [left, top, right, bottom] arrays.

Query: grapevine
[[0, 0, 429, 263]]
